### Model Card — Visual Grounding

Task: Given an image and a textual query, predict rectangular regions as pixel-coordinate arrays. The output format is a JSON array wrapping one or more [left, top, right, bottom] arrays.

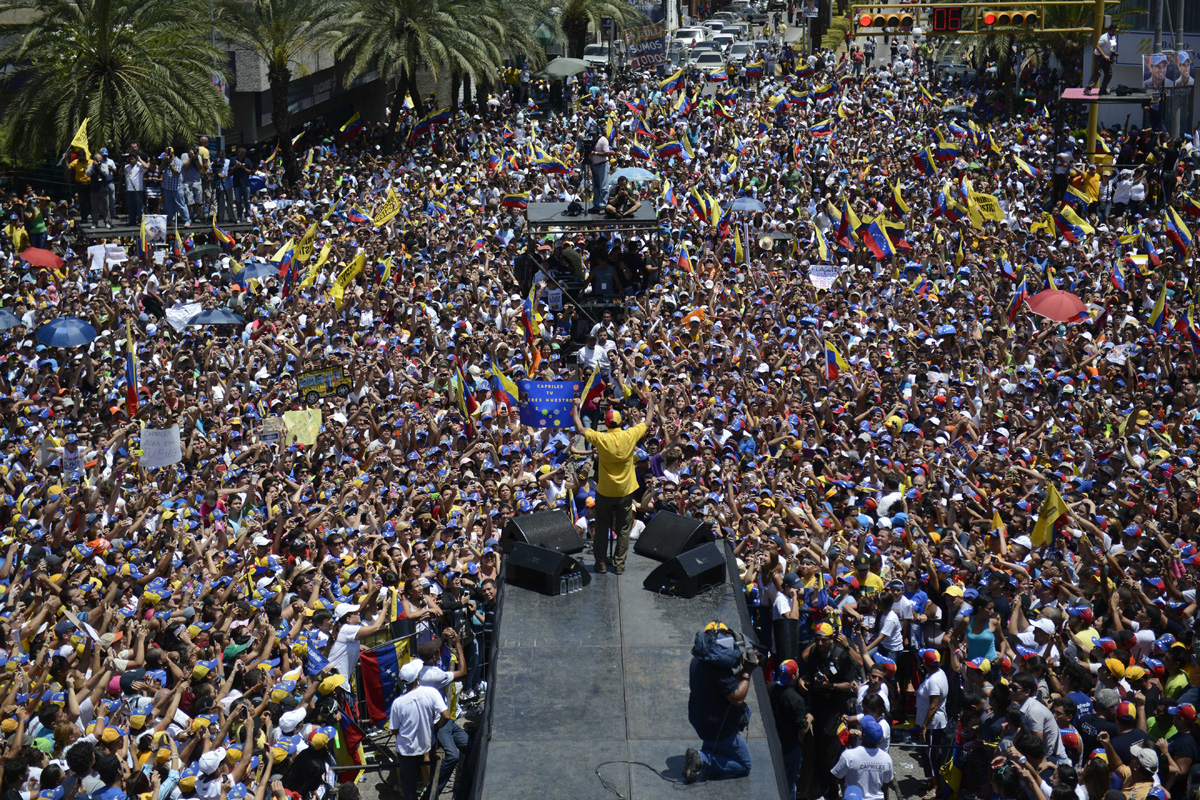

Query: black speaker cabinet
[[642, 541, 727, 598], [633, 512, 714, 561], [501, 511, 586, 555], [504, 541, 591, 595]]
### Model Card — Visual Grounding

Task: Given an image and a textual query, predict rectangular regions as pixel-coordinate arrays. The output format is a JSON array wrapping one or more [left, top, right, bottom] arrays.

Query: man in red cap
[[571, 393, 656, 574]]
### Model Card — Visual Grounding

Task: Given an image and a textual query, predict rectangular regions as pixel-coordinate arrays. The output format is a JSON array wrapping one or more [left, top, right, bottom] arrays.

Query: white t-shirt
[[877, 611, 904, 651], [915, 668, 949, 729], [418, 664, 454, 695], [830, 745, 894, 800], [327, 624, 362, 678], [389, 686, 447, 756]]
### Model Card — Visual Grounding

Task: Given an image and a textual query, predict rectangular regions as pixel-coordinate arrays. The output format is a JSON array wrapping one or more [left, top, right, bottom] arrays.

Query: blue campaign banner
[[518, 380, 584, 428]]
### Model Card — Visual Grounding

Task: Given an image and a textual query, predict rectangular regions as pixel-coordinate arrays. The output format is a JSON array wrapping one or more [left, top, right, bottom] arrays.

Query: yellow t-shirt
[[70, 158, 90, 183], [584, 423, 646, 497], [860, 572, 885, 596]]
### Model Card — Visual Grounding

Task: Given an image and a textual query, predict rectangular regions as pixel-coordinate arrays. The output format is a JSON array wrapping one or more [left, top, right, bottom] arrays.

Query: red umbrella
[[19, 247, 64, 270], [1026, 289, 1086, 322]]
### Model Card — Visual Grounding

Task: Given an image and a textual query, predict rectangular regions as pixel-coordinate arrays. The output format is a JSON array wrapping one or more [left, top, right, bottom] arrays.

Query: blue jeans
[[590, 160, 609, 212], [126, 189, 144, 227], [164, 186, 190, 226], [782, 742, 803, 798], [234, 185, 250, 220], [436, 720, 469, 792], [698, 731, 752, 779]]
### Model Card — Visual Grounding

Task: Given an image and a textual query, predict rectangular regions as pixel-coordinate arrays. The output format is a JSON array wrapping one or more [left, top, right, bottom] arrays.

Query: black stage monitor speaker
[[634, 512, 714, 561], [501, 511, 586, 555], [504, 541, 591, 595], [642, 541, 727, 598]]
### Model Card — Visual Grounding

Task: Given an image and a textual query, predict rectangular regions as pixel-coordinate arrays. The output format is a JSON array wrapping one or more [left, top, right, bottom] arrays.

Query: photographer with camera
[[123, 146, 150, 226], [683, 622, 756, 784]]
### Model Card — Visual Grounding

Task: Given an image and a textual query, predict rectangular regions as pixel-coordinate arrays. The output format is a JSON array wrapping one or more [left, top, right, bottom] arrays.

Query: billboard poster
[[1142, 51, 1195, 96], [624, 22, 667, 70]]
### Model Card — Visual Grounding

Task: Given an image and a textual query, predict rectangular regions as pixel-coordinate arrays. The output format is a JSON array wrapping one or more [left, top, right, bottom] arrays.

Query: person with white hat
[[389, 659, 450, 800]]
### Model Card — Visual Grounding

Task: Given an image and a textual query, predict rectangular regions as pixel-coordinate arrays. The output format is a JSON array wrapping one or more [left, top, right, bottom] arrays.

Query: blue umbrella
[[239, 262, 277, 281], [610, 166, 660, 183], [0, 310, 23, 331], [729, 196, 766, 212], [188, 308, 245, 327], [36, 317, 97, 348]]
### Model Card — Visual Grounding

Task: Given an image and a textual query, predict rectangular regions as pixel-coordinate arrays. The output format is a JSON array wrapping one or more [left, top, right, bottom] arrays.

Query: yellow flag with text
[[329, 252, 364, 309]]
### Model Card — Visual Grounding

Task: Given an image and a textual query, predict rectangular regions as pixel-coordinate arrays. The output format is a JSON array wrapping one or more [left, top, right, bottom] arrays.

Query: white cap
[[399, 660, 423, 685], [334, 602, 360, 621], [1013, 535, 1033, 550], [252, 536, 271, 547], [1031, 618, 1055, 634], [198, 748, 225, 775], [279, 708, 306, 733]]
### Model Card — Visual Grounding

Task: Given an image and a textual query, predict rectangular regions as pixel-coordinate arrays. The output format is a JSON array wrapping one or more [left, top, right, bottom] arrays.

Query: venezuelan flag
[[521, 285, 536, 344], [745, 60, 764, 78], [708, 68, 728, 82], [678, 244, 694, 274], [768, 94, 789, 114], [491, 364, 519, 414], [1179, 193, 1200, 218], [630, 140, 651, 160], [659, 68, 684, 94], [1111, 260, 1127, 292], [1007, 276, 1028, 324], [912, 275, 932, 298], [487, 150, 501, 171], [809, 119, 834, 137], [863, 220, 894, 260], [1167, 205, 1196, 255], [1149, 280, 1168, 334], [358, 639, 412, 723], [912, 148, 936, 177], [139, 215, 150, 258], [825, 341, 852, 381], [213, 216, 236, 250], [919, 86, 938, 104], [812, 221, 831, 261], [933, 131, 958, 162], [1064, 184, 1092, 209], [814, 83, 836, 100], [714, 102, 735, 121], [346, 206, 372, 225], [428, 107, 451, 126], [890, 182, 910, 217], [1014, 155, 1040, 178], [1053, 206, 1093, 242], [634, 116, 655, 139], [124, 319, 139, 416], [661, 179, 677, 207], [656, 140, 683, 159], [501, 192, 529, 209], [1142, 233, 1162, 266], [796, 65, 814, 79]]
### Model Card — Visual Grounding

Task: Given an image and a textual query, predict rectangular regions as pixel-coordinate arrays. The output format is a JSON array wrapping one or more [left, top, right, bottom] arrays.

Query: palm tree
[[219, 0, 336, 183], [330, 0, 496, 150], [0, 0, 232, 165], [549, 0, 645, 60]]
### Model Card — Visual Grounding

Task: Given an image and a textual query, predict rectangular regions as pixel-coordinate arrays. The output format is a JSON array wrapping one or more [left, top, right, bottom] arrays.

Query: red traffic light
[[859, 12, 874, 26], [983, 10, 996, 24]]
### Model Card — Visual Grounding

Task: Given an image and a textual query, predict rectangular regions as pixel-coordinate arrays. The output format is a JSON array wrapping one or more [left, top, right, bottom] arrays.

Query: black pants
[[1088, 57, 1112, 94], [397, 752, 427, 800], [593, 492, 633, 569]]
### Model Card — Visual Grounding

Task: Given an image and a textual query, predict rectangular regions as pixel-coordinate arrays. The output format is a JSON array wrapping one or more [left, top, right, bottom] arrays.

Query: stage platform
[[474, 542, 787, 800], [1060, 87, 1154, 103], [526, 202, 660, 234]]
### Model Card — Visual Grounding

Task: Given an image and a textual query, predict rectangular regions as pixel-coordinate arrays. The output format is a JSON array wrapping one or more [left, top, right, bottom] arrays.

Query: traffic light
[[981, 9, 1038, 26], [857, 11, 914, 28]]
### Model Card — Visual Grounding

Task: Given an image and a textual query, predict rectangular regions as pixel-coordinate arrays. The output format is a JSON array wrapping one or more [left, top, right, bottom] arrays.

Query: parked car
[[726, 22, 751, 38], [727, 42, 755, 63], [748, 10, 769, 24], [937, 59, 974, 80], [583, 43, 610, 67], [713, 34, 736, 51], [701, 20, 727, 35], [713, 10, 736, 22], [693, 52, 727, 73]]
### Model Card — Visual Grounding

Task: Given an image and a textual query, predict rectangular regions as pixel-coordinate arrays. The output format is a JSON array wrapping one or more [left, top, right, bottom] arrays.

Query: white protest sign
[[1107, 344, 1134, 365], [165, 302, 203, 332], [140, 426, 182, 469], [260, 417, 285, 444], [809, 264, 840, 290], [547, 288, 564, 311], [87, 245, 106, 273]]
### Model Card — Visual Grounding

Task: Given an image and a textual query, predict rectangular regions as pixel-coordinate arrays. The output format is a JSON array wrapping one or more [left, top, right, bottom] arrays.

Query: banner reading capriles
[[517, 380, 584, 428]]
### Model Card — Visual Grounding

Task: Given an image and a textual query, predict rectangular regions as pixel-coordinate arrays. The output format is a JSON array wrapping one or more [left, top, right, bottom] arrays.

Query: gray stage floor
[[477, 546, 786, 800]]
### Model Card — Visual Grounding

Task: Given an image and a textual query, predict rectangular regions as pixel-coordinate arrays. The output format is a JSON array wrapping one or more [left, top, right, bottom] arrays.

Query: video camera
[[693, 622, 762, 674]]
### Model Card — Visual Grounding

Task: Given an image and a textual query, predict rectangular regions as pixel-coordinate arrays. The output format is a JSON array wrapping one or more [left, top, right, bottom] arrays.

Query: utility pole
[[1171, 0, 1185, 137], [1084, 0, 1107, 159]]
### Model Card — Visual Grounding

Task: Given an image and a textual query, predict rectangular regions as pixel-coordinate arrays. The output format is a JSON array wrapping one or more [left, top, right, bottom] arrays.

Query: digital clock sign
[[932, 6, 963, 31]]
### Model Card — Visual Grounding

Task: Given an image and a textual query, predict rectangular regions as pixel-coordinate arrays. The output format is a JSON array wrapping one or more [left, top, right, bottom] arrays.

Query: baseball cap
[[860, 715, 884, 747], [1171, 703, 1197, 722], [773, 660, 799, 686], [400, 659, 423, 684], [814, 622, 835, 637], [1115, 701, 1136, 721], [1104, 658, 1126, 679], [1130, 743, 1159, 772], [918, 648, 940, 666]]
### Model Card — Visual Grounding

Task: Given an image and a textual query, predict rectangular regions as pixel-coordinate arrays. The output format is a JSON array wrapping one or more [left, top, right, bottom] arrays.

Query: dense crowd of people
[[4, 16, 1200, 800]]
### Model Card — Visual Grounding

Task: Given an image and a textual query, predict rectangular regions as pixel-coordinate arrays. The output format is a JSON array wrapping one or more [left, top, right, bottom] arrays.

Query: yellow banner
[[329, 252, 364, 309], [299, 242, 331, 289], [372, 187, 401, 227], [283, 408, 322, 446], [295, 223, 318, 262], [70, 118, 91, 160], [969, 192, 1005, 222]]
